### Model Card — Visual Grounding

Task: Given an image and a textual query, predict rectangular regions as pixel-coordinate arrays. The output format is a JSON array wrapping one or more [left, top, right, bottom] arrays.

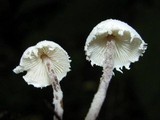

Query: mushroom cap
[[85, 19, 147, 72], [13, 40, 71, 88]]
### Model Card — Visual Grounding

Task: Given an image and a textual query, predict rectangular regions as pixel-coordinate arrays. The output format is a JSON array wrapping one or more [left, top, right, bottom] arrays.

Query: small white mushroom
[[84, 19, 147, 120], [13, 40, 71, 88], [13, 40, 71, 120], [85, 19, 147, 72]]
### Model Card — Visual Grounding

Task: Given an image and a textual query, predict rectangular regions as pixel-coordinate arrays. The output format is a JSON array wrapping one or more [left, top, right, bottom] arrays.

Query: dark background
[[0, 0, 160, 120]]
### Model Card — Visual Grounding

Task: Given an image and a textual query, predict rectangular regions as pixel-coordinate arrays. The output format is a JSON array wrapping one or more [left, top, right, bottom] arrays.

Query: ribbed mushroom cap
[[13, 40, 71, 88], [85, 19, 147, 72]]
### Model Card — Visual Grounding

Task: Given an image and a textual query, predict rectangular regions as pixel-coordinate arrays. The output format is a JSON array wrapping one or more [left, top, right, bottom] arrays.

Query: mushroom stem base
[[85, 41, 115, 120]]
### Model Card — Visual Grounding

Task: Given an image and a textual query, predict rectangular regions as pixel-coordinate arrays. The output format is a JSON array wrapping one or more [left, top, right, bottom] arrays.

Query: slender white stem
[[52, 76, 63, 120], [85, 40, 115, 120], [45, 60, 64, 120]]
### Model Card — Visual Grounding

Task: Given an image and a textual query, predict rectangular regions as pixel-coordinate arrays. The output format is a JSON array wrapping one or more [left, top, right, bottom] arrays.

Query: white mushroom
[[84, 19, 147, 120], [13, 40, 71, 88], [85, 19, 147, 72], [13, 40, 71, 120]]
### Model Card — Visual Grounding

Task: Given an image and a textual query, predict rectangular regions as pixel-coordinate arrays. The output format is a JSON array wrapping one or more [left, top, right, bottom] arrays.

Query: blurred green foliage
[[0, 0, 160, 120]]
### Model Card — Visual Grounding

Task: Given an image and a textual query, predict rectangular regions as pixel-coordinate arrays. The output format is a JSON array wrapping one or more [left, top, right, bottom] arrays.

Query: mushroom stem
[[52, 78, 63, 120], [45, 61, 64, 120], [85, 40, 115, 120]]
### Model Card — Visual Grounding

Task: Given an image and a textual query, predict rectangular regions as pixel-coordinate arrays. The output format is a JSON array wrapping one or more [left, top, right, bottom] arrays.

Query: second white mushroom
[[84, 19, 147, 120]]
